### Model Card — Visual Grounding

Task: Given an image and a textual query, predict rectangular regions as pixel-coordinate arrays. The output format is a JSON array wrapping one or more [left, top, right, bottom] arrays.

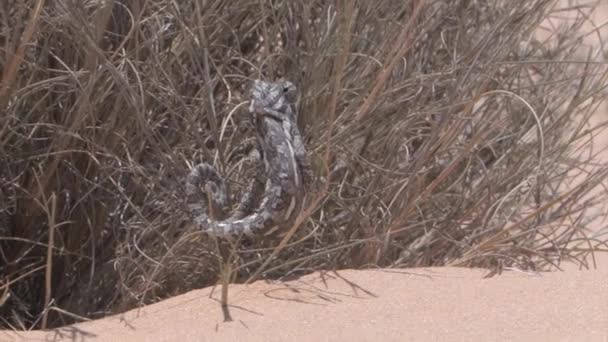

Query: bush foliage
[[1, 0, 607, 329]]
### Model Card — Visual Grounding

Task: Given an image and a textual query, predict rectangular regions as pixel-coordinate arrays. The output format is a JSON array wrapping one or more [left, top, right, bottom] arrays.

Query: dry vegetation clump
[[1, 0, 607, 329]]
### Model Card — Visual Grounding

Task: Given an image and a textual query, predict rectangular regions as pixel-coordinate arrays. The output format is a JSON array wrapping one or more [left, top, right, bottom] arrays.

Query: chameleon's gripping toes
[[186, 79, 312, 237]]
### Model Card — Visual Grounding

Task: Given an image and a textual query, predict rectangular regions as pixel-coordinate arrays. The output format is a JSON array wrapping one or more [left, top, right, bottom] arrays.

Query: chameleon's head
[[276, 79, 298, 113], [249, 79, 298, 113], [277, 79, 297, 102]]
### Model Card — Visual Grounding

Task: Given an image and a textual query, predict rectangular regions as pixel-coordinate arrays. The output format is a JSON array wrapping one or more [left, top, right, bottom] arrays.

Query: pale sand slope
[[3, 267, 607, 342]]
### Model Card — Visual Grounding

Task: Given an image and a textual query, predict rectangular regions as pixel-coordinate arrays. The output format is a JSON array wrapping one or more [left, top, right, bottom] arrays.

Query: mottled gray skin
[[186, 79, 312, 237]]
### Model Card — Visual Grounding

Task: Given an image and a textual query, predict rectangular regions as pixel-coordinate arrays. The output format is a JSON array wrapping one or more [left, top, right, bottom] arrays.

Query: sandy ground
[[2, 267, 607, 342], [2, 2, 608, 342]]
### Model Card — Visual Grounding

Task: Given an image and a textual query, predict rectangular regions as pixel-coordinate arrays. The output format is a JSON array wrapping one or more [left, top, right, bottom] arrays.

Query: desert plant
[[0, 0, 607, 329]]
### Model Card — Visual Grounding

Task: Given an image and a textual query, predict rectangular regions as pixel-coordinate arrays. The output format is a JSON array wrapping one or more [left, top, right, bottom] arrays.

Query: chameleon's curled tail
[[186, 162, 278, 237], [185, 163, 229, 221]]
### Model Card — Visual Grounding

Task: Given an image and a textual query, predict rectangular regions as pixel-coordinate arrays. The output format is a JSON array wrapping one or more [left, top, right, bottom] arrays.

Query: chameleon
[[186, 79, 312, 237]]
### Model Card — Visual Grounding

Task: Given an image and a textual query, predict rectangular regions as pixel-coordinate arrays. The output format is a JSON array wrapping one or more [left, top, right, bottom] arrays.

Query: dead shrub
[[1, 0, 607, 329]]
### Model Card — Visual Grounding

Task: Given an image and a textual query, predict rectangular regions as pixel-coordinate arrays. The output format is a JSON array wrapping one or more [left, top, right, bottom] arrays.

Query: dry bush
[[1, 0, 607, 329]]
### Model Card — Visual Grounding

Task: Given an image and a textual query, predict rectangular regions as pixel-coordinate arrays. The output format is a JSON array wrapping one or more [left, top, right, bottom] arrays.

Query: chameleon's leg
[[227, 138, 257, 163], [233, 146, 265, 219], [259, 106, 314, 189], [290, 121, 314, 188]]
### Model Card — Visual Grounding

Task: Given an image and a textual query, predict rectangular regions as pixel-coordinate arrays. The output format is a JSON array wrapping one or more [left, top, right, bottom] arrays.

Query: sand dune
[[4, 267, 606, 342]]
